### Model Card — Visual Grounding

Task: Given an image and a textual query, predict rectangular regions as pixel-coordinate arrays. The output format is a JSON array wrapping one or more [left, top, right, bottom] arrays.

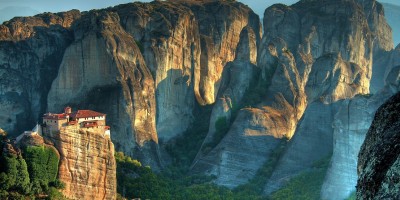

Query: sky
[[0, 0, 399, 23]]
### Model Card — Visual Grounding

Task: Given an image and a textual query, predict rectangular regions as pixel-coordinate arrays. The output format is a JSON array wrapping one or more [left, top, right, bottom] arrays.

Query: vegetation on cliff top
[[0, 137, 66, 200]]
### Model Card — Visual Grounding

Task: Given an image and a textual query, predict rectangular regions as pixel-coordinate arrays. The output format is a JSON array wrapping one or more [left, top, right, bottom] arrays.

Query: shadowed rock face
[[46, 10, 159, 167], [357, 91, 400, 199], [0, 0, 260, 169], [192, 0, 387, 189], [0, 10, 80, 136], [112, 0, 260, 141], [320, 66, 400, 200], [0, 0, 398, 197]]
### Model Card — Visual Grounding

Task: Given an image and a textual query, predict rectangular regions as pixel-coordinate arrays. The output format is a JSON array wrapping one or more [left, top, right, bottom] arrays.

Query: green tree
[[24, 146, 59, 186], [14, 157, 30, 194]]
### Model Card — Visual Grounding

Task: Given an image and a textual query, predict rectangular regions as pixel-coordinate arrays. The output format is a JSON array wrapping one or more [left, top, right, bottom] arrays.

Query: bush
[[46, 187, 67, 200], [50, 179, 65, 189], [0, 190, 8, 199], [0, 154, 30, 194], [270, 156, 331, 200], [23, 146, 59, 186]]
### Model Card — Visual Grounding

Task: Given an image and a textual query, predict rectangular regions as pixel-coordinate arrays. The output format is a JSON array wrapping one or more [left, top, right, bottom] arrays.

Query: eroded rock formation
[[47, 126, 116, 200], [192, 0, 385, 189]]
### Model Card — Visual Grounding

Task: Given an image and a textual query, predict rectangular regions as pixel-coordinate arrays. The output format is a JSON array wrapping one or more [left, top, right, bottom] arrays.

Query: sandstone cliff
[[192, 0, 383, 189], [44, 125, 116, 200], [0, 0, 261, 169], [46, 10, 159, 167], [357, 91, 400, 199], [0, 0, 398, 197], [112, 0, 260, 140]]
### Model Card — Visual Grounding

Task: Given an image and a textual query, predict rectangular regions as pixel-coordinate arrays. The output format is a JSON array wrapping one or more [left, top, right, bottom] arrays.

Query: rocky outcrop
[[260, 0, 373, 139], [1, 0, 261, 168], [263, 101, 337, 195], [112, 0, 260, 140], [358, 0, 393, 52], [192, 0, 377, 189], [357, 91, 400, 199], [0, 10, 80, 136], [200, 25, 260, 152], [362, 0, 396, 93], [191, 108, 284, 188], [46, 10, 158, 166], [44, 126, 116, 200], [113, 2, 200, 141], [320, 66, 400, 199], [182, 0, 261, 106]]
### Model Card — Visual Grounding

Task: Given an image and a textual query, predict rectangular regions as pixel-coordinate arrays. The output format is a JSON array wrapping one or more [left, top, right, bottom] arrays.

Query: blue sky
[[0, 0, 397, 20]]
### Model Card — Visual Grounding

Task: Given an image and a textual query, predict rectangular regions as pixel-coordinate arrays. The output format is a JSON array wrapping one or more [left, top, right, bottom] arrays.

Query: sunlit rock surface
[[46, 10, 159, 168], [46, 126, 117, 200], [192, 0, 384, 189]]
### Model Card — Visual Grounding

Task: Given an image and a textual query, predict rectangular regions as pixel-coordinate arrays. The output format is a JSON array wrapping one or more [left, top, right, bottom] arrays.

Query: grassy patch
[[270, 156, 332, 200]]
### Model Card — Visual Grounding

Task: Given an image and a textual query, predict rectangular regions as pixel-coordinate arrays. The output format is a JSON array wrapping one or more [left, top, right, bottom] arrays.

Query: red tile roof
[[70, 110, 106, 119]]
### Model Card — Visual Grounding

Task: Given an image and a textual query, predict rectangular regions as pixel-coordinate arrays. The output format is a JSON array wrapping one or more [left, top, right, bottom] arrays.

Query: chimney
[[64, 106, 72, 114]]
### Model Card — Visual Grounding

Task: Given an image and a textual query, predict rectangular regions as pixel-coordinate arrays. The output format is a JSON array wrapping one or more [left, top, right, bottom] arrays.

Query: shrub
[[50, 179, 66, 190], [0, 154, 30, 194], [46, 187, 67, 200], [270, 155, 331, 200], [23, 146, 59, 186]]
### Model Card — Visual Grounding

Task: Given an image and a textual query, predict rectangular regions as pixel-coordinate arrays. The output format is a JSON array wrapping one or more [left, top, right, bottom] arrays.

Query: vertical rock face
[[46, 11, 158, 165], [201, 26, 260, 151], [114, 2, 200, 141], [362, 0, 395, 92], [321, 66, 400, 199], [263, 102, 337, 195], [192, 0, 381, 189], [113, 0, 260, 140], [179, 0, 261, 106], [358, 0, 393, 52], [191, 108, 284, 188], [357, 91, 400, 199], [1, 0, 260, 168], [45, 126, 116, 200], [0, 10, 80, 135], [260, 0, 373, 139]]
